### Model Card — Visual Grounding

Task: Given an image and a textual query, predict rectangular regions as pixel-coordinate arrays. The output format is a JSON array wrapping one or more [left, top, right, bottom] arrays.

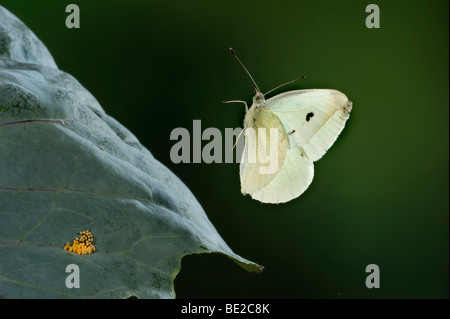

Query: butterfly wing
[[240, 108, 289, 195], [265, 89, 352, 162], [249, 147, 314, 203]]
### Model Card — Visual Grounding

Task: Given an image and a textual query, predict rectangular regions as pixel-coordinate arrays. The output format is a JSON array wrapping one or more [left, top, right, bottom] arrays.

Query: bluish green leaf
[[0, 6, 261, 299]]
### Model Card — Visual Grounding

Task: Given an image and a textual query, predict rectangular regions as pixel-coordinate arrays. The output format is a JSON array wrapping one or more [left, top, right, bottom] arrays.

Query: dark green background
[[2, 0, 448, 298]]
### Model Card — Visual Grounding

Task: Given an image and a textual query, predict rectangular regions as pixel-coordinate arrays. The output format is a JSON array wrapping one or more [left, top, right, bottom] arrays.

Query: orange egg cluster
[[64, 230, 96, 255]]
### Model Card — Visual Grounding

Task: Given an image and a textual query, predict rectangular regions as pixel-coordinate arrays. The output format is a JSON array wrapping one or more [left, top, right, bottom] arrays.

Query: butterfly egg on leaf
[[226, 48, 353, 204], [64, 230, 96, 255]]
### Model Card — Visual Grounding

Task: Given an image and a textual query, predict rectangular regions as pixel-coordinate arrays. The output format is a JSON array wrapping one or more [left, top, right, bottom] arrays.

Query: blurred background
[[2, 0, 447, 298]]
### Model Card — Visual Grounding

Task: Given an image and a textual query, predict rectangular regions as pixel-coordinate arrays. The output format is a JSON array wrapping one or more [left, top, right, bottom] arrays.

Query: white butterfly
[[226, 48, 352, 204]]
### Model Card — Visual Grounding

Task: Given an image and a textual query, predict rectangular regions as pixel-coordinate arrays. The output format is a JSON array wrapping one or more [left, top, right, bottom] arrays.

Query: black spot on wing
[[306, 112, 314, 122], [288, 129, 295, 135]]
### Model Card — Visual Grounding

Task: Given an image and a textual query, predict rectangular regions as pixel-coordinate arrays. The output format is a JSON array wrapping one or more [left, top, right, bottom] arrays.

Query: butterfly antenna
[[229, 48, 260, 92], [264, 75, 306, 97]]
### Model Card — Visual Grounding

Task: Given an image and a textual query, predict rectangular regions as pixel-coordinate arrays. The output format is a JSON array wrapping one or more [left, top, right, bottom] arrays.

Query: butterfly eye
[[253, 93, 264, 105]]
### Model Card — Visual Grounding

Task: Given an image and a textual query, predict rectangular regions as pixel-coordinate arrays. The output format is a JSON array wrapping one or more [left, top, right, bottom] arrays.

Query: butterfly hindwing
[[240, 108, 289, 195], [249, 146, 314, 204]]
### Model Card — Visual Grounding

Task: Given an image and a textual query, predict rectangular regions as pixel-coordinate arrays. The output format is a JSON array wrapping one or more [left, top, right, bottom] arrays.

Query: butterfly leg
[[222, 100, 248, 112]]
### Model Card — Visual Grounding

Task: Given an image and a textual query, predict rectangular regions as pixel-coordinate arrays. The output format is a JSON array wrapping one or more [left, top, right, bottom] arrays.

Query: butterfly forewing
[[265, 89, 352, 161]]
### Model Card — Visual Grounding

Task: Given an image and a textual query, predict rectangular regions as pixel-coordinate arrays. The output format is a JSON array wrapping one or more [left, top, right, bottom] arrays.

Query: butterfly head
[[252, 88, 265, 107]]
